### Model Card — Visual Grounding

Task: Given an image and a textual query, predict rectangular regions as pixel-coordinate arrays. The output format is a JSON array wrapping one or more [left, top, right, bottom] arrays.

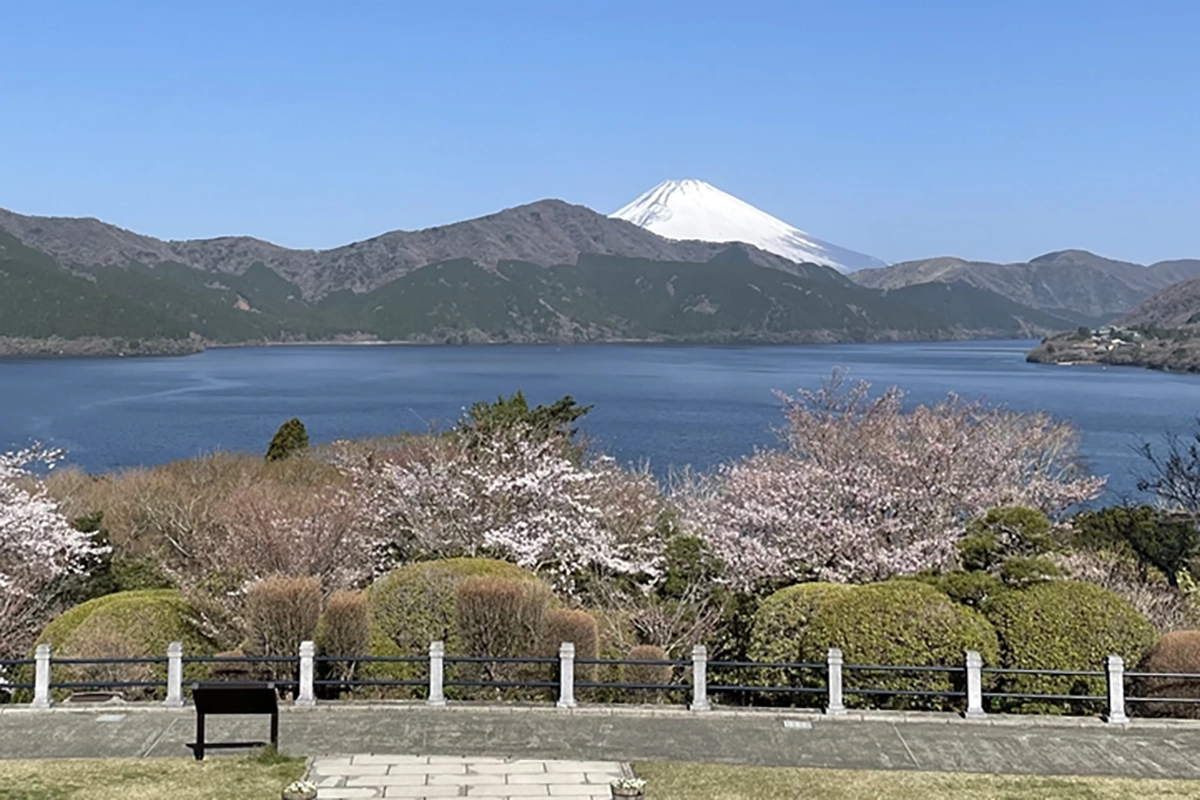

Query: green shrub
[[746, 583, 852, 702], [1132, 630, 1200, 719], [749, 581, 998, 710], [367, 558, 545, 657], [363, 558, 549, 699], [33, 590, 217, 700], [985, 580, 1158, 713]]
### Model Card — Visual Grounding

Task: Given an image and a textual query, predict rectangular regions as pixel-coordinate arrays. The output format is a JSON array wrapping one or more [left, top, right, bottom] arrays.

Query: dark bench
[[188, 681, 279, 760]]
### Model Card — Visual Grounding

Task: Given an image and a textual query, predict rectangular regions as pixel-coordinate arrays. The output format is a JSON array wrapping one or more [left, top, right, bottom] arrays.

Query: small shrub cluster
[[984, 580, 1157, 713], [750, 581, 998, 710], [30, 590, 216, 700]]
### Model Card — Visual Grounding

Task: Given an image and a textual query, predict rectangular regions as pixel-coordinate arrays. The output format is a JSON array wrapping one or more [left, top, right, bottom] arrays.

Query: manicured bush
[[244, 577, 322, 680], [316, 591, 371, 687], [541, 609, 600, 660], [1131, 630, 1200, 719], [749, 581, 999, 709], [33, 590, 216, 700], [362, 559, 549, 699], [624, 644, 674, 703], [985, 580, 1158, 713], [541, 608, 601, 691], [454, 576, 555, 697], [367, 558, 546, 657]]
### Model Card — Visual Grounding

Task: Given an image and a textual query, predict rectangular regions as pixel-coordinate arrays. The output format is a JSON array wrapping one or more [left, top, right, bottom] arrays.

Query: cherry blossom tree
[[343, 427, 668, 598], [1, 446, 107, 658], [681, 372, 1106, 590]]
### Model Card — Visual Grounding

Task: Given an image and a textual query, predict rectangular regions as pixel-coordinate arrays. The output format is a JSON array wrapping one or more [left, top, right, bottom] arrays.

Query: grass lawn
[[635, 762, 1200, 799], [0, 749, 305, 800]]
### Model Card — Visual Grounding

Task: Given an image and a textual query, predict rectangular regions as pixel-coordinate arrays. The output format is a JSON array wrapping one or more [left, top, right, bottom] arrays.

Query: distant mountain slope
[[1119, 277, 1200, 331], [5, 198, 1185, 354], [0, 201, 846, 301], [320, 252, 949, 344], [851, 250, 1200, 323], [0, 232, 187, 341], [611, 179, 886, 273]]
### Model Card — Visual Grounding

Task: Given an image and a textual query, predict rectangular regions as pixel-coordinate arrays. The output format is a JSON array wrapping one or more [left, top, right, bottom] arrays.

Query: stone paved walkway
[[308, 754, 625, 799], [6, 704, 1200, 779]]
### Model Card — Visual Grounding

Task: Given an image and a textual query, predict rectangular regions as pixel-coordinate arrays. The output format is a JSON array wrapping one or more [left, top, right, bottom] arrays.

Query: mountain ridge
[[2, 196, 1191, 356], [850, 250, 1200, 323], [0, 200, 846, 301]]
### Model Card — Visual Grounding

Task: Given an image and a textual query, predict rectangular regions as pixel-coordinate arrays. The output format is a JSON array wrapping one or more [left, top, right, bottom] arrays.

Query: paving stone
[[428, 774, 508, 786], [318, 790, 381, 799], [506, 772, 587, 784], [382, 787, 465, 798], [388, 763, 467, 775], [333, 765, 393, 776], [471, 761, 549, 774], [355, 755, 431, 765], [348, 774, 429, 787]]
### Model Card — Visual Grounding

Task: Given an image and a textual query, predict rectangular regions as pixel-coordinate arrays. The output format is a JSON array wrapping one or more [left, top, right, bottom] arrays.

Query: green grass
[[0, 749, 305, 800], [634, 762, 1200, 799]]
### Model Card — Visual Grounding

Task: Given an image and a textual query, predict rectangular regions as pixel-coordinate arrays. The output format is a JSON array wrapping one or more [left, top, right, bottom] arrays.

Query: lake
[[1, 340, 1197, 503]]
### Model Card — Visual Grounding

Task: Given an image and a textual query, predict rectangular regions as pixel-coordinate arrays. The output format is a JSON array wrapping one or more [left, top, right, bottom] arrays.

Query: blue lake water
[[1, 340, 1197, 503]]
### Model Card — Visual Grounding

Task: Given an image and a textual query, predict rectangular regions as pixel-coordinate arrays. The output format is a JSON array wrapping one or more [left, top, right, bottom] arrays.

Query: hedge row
[[748, 578, 1159, 713]]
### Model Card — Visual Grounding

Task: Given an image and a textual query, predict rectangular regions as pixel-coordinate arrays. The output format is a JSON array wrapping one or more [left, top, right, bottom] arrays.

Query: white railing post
[[165, 642, 184, 708], [964, 650, 985, 720], [427, 641, 446, 707], [557, 642, 577, 709], [1106, 654, 1129, 724], [826, 647, 846, 716], [32, 643, 52, 709], [689, 644, 711, 712], [296, 640, 316, 707]]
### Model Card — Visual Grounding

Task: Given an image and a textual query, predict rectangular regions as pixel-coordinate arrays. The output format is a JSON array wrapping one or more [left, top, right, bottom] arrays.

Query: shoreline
[[0, 330, 1043, 361]]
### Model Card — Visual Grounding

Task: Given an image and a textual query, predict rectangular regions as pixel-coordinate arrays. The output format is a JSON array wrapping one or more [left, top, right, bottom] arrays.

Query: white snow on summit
[[611, 179, 886, 273]]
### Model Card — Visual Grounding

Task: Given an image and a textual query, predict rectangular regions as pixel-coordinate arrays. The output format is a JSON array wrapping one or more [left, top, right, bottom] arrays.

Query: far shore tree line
[[4, 371, 1200, 714]]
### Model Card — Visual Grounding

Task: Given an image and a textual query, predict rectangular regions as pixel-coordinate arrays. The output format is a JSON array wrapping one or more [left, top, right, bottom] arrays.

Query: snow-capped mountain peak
[[610, 179, 886, 273]]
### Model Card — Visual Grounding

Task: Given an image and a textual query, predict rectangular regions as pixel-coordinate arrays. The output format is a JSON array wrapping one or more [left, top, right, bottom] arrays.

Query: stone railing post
[[964, 650, 985, 720], [557, 642, 577, 709], [1106, 654, 1129, 724], [296, 641, 316, 707], [165, 642, 184, 708], [689, 644, 711, 712], [32, 643, 52, 709], [826, 647, 846, 716], [427, 641, 446, 707]]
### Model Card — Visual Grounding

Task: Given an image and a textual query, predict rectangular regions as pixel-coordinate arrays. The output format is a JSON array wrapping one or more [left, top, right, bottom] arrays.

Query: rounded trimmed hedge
[[362, 558, 549, 697], [749, 580, 999, 709], [367, 558, 547, 656], [985, 580, 1157, 713], [38, 589, 215, 657], [33, 590, 217, 699]]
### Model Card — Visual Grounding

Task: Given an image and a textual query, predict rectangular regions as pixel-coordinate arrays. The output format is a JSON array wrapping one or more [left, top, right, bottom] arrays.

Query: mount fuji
[[611, 179, 887, 273]]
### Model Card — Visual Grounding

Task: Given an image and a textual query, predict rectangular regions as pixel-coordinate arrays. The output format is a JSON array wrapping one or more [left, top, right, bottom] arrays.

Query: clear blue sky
[[3, 0, 1198, 264]]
